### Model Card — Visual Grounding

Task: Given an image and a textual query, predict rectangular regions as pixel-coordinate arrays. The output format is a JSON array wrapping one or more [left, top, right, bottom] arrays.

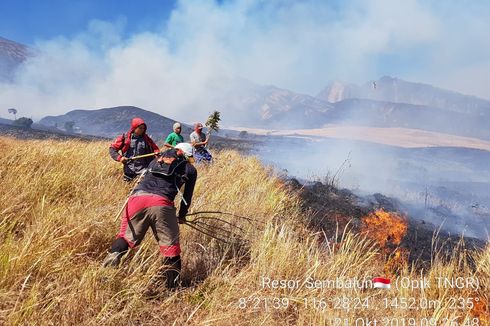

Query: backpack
[[149, 149, 186, 178]]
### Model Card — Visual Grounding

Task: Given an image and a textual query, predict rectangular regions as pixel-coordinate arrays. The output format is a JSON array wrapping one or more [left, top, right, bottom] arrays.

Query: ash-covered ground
[[255, 136, 490, 241]]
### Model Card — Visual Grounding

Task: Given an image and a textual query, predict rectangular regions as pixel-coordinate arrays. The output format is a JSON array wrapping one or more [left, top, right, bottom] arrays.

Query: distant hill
[[0, 36, 31, 81], [329, 98, 490, 140], [39, 106, 192, 141], [0, 117, 13, 125], [317, 76, 490, 115], [213, 78, 490, 140], [0, 123, 105, 141], [0, 117, 70, 133], [312, 77, 490, 140], [212, 78, 334, 128]]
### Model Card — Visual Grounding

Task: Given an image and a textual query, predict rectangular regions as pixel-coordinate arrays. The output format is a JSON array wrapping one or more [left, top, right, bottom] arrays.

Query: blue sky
[[0, 0, 177, 45], [1, 0, 490, 119]]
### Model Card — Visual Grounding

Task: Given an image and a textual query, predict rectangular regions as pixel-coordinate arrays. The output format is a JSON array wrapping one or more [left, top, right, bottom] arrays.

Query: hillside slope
[[0, 137, 488, 324], [0, 123, 106, 140], [0, 36, 31, 81], [39, 106, 192, 140], [330, 98, 490, 141], [318, 76, 490, 115]]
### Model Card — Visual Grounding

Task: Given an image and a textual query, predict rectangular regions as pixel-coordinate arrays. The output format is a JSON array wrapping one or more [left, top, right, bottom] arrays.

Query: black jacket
[[134, 149, 197, 218]]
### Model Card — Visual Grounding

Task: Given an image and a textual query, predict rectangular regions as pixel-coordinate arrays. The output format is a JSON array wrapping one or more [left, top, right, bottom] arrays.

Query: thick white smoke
[[1, 0, 489, 121]]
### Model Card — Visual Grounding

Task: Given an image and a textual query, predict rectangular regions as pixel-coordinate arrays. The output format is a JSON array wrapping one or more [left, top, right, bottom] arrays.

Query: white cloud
[[1, 0, 489, 121]]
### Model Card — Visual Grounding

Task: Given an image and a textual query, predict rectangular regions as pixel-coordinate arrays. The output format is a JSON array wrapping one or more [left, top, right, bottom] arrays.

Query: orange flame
[[471, 295, 488, 324], [361, 209, 409, 276], [361, 209, 408, 249], [383, 247, 410, 276]]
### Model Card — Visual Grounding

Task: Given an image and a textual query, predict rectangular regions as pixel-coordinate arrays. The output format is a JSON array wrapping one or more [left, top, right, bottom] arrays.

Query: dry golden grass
[[0, 136, 488, 325]]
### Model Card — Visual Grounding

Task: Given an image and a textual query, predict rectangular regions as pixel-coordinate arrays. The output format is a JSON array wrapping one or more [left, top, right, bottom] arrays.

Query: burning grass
[[361, 209, 408, 249], [0, 136, 488, 324], [361, 209, 410, 276]]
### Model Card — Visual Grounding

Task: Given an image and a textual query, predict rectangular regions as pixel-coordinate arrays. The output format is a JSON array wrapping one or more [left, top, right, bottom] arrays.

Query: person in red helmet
[[109, 117, 160, 181]]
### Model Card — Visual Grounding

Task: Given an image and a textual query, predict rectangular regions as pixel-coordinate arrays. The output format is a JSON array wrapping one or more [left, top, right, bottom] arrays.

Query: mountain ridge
[[213, 78, 490, 140], [317, 76, 490, 115], [39, 106, 191, 140], [0, 36, 31, 81]]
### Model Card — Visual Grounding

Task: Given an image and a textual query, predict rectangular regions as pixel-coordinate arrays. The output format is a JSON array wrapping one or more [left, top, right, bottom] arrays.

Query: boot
[[163, 256, 181, 289], [102, 238, 129, 267], [102, 251, 123, 267], [144, 256, 182, 298]]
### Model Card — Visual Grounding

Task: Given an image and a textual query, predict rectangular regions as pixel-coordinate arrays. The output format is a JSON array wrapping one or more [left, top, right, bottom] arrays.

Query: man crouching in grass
[[103, 143, 197, 292]]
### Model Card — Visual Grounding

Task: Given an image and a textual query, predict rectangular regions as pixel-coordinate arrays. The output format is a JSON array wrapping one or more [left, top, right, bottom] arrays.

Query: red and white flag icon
[[373, 277, 391, 289]]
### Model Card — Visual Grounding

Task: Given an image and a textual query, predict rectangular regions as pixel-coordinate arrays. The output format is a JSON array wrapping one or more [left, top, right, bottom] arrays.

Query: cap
[[175, 142, 194, 158], [173, 122, 181, 131]]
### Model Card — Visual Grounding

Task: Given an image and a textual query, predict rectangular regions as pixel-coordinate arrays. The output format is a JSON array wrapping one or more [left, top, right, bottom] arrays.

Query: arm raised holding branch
[[205, 110, 221, 145], [190, 111, 220, 163]]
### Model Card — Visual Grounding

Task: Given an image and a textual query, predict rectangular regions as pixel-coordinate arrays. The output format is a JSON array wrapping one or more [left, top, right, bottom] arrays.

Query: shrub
[[12, 117, 33, 128]]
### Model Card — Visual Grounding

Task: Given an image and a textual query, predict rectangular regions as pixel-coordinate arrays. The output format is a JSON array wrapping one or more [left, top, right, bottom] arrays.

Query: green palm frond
[[205, 111, 221, 134]]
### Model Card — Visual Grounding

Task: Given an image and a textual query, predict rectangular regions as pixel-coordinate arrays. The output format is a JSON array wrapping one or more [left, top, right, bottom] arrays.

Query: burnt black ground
[[285, 178, 487, 269]]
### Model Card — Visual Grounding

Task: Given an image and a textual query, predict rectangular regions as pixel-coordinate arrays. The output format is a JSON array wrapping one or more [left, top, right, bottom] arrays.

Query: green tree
[[13, 117, 33, 128], [205, 111, 221, 134]]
